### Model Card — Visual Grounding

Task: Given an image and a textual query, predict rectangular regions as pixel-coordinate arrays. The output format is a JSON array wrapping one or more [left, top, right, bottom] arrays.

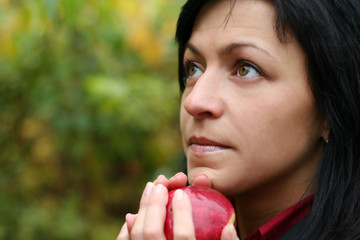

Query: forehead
[[186, 0, 303, 63], [193, 0, 276, 32], [188, 0, 281, 57]]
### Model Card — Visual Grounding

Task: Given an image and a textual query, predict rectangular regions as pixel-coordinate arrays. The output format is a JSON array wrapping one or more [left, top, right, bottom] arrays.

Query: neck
[[233, 142, 324, 239], [234, 177, 315, 239]]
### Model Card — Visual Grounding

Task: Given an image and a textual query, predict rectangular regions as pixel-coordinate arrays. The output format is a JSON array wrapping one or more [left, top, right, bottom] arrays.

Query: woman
[[118, 0, 360, 239]]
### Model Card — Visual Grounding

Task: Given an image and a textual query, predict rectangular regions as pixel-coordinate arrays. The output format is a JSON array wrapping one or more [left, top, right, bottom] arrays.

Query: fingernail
[[170, 172, 184, 180], [174, 172, 182, 177], [158, 174, 166, 179], [174, 189, 184, 201], [125, 213, 132, 221], [142, 182, 153, 197], [155, 174, 165, 181], [227, 224, 239, 240], [154, 175, 167, 184], [154, 183, 166, 194]]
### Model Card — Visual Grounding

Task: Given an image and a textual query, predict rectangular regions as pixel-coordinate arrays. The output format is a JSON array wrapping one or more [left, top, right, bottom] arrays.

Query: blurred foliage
[[0, 0, 185, 239]]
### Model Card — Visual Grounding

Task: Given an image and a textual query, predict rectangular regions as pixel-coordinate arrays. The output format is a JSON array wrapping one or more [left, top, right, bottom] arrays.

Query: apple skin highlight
[[164, 186, 236, 240]]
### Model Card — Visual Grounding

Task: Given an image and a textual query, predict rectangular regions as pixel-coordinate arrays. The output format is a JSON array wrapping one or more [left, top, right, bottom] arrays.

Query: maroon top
[[244, 195, 314, 240]]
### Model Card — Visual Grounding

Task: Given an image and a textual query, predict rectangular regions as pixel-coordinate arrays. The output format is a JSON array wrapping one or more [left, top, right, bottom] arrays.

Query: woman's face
[[180, 0, 329, 196]]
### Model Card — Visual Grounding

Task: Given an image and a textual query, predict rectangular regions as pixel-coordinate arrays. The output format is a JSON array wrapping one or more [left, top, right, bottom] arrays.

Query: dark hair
[[176, 0, 360, 239]]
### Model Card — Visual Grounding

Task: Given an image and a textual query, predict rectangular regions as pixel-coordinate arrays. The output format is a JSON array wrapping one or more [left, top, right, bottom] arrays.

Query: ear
[[321, 119, 331, 143]]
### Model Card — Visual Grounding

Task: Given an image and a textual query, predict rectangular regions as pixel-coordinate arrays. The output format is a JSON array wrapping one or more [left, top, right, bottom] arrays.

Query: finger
[[153, 173, 188, 190], [221, 224, 239, 240], [125, 213, 137, 234], [172, 189, 196, 240], [117, 222, 130, 240], [142, 184, 168, 240], [168, 172, 188, 190], [191, 174, 212, 188], [131, 182, 154, 239], [154, 175, 169, 187]]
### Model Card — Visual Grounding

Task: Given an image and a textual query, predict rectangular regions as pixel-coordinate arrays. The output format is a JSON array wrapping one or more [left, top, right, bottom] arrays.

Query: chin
[[188, 169, 230, 193]]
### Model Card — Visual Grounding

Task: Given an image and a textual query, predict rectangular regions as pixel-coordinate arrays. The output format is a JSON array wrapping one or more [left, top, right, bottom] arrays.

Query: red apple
[[164, 186, 236, 240]]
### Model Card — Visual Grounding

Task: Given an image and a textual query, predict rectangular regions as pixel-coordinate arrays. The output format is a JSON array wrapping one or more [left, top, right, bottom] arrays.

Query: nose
[[182, 72, 224, 119]]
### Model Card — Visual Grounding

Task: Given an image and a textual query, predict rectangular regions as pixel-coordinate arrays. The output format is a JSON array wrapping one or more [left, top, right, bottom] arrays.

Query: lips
[[188, 137, 230, 154]]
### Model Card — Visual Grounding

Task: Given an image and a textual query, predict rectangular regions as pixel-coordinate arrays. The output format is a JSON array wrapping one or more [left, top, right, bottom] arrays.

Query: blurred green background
[[0, 0, 185, 239]]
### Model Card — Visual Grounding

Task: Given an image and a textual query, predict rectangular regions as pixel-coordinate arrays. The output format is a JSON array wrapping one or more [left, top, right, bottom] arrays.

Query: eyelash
[[182, 59, 264, 82], [234, 60, 263, 78], [184, 59, 202, 76]]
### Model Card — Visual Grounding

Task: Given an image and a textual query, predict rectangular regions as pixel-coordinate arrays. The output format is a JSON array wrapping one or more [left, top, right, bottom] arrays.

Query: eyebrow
[[185, 41, 273, 58], [185, 43, 203, 57]]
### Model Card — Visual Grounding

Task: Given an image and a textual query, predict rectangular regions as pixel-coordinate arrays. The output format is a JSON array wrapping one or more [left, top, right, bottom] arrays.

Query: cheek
[[179, 103, 187, 131], [232, 90, 322, 166], [180, 102, 190, 145]]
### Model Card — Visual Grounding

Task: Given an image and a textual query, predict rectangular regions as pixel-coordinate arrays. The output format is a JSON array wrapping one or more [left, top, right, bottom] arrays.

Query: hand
[[117, 173, 189, 240], [116, 173, 239, 240]]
